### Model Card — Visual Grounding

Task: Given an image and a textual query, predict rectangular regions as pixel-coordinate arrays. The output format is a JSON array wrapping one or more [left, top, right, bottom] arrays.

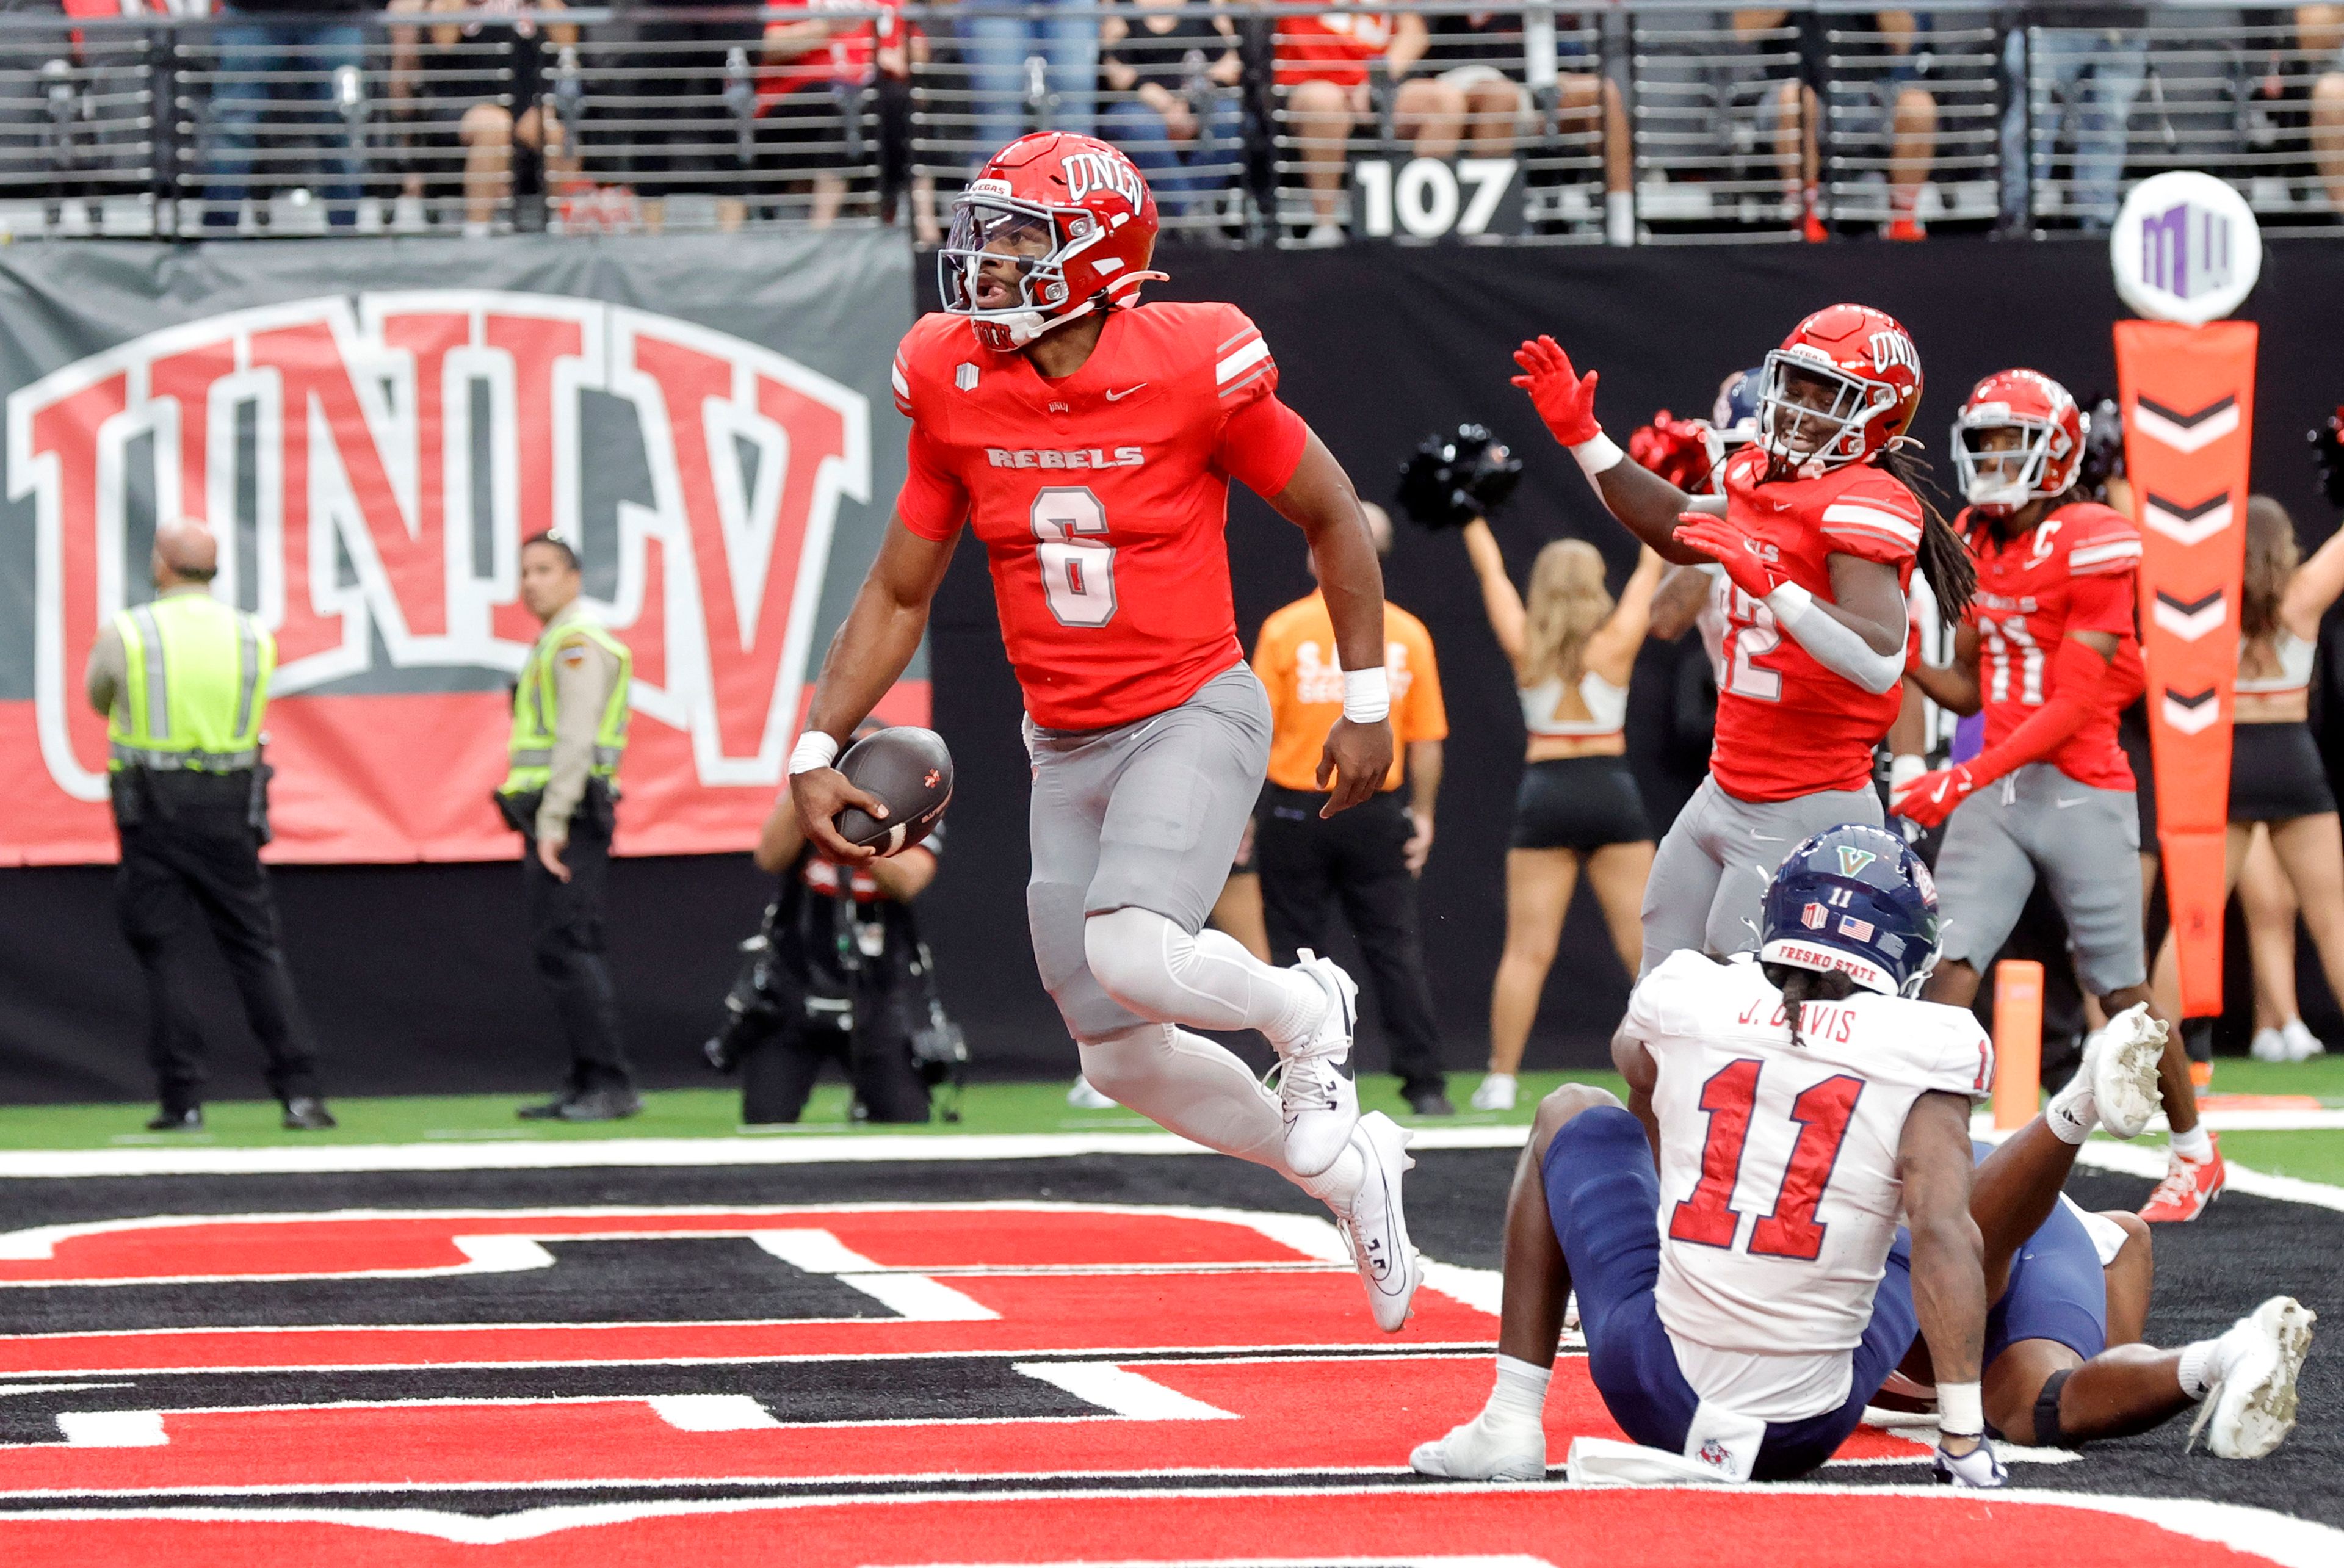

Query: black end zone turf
[[0, 1150, 2334, 1526]]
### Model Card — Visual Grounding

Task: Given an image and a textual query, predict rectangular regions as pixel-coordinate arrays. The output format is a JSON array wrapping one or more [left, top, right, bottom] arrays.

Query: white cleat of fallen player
[[1335, 1110, 1420, 1332], [1278, 949, 1360, 1177], [2091, 1002, 2169, 1140], [2190, 1296, 2316, 1459]]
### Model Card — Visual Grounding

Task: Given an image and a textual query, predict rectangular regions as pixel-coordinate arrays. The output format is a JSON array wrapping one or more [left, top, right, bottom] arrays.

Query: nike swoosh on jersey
[[1105, 383, 1148, 402], [2053, 797, 2088, 808]]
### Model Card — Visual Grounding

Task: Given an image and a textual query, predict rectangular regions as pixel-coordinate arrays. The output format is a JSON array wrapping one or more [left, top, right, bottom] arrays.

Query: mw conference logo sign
[[2109, 171, 2262, 326]]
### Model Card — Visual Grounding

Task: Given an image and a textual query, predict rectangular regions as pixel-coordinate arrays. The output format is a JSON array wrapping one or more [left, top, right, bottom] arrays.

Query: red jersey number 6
[[1033, 487, 1118, 627]]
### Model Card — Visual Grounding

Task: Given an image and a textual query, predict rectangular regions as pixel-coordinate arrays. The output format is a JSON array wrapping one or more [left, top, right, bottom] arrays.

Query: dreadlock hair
[[1878, 443, 1977, 624], [1761, 963, 1862, 1049]]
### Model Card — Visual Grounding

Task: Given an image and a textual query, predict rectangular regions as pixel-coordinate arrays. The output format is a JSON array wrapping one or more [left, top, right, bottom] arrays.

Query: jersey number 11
[[1667, 1058, 1863, 1262]]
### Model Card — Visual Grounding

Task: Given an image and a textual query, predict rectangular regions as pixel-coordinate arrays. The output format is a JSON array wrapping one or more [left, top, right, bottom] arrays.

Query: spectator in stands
[[1999, 5, 2147, 231], [388, 0, 577, 236], [1417, 9, 1634, 244], [1745, 7, 1939, 241], [2305, 4, 2344, 214], [200, 0, 382, 231], [761, 0, 935, 234], [960, 0, 1098, 164], [1277, 2, 1467, 245], [1099, 0, 1242, 217], [602, 0, 767, 233]]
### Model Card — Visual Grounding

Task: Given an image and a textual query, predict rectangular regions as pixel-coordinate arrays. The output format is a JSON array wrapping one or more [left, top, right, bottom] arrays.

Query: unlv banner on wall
[[0, 233, 914, 866]]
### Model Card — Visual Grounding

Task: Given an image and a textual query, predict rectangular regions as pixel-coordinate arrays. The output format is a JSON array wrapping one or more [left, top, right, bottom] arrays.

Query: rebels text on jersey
[[1959, 502, 2144, 792], [892, 302, 1309, 731], [1710, 446, 1923, 802], [1621, 950, 1993, 1420]]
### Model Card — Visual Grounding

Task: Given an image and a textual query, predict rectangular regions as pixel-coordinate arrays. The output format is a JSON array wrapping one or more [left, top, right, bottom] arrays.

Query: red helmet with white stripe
[[1951, 369, 2085, 518], [1756, 305, 1923, 479], [939, 132, 1163, 353]]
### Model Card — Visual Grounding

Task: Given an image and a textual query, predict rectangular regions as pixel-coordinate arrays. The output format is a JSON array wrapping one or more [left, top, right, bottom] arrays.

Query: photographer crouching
[[705, 727, 963, 1124]]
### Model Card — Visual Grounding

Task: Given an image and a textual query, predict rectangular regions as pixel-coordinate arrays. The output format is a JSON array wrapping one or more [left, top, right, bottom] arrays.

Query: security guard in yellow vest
[[498, 531, 641, 1121], [83, 522, 333, 1133]]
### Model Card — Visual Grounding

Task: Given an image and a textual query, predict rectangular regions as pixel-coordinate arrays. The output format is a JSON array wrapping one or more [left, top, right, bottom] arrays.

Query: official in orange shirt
[[1253, 504, 1453, 1115]]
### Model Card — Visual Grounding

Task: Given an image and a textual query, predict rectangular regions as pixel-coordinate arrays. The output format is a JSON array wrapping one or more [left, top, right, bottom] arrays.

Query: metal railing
[[0, 4, 2334, 242]]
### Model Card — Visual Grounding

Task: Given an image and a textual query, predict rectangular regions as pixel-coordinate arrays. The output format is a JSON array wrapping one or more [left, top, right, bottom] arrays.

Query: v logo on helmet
[[1837, 847, 1878, 876]]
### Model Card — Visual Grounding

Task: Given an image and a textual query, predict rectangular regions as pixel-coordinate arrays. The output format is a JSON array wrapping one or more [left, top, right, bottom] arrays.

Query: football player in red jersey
[[1510, 306, 1977, 977], [788, 132, 1422, 1329], [1895, 370, 2218, 1223]]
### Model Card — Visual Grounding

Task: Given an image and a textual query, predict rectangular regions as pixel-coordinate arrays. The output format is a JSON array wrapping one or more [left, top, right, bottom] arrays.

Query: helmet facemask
[[1953, 412, 2056, 517], [1757, 351, 1890, 479], [939, 185, 1111, 352]]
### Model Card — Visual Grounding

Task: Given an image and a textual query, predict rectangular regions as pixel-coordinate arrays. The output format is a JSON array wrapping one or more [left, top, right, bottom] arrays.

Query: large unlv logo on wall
[[7, 292, 870, 855]]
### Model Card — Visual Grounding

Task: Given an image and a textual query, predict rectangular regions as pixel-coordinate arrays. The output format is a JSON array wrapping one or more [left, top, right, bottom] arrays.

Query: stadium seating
[[0, 3, 2334, 240]]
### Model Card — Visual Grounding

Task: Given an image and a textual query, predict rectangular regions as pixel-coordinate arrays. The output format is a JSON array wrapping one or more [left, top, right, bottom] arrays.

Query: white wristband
[[1569, 431, 1625, 480], [1342, 665, 1391, 724], [788, 731, 841, 776], [1936, 1381, 1984, 1439], [1890, 753, 1926, 793], [1763, 580, 1814, 629]]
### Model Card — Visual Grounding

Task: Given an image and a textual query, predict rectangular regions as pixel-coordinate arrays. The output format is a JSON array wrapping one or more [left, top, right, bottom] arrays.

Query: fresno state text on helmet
[[985, 446, 1146, 470]]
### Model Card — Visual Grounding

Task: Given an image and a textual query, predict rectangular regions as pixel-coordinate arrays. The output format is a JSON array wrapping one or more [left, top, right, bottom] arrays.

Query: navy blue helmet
[[1759, 824, 1941, 997], [1710, 366, 1765, 449]]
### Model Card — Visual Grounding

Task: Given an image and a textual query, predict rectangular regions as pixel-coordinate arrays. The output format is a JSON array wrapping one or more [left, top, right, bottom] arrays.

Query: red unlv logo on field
[[3, 293, 875, 861]]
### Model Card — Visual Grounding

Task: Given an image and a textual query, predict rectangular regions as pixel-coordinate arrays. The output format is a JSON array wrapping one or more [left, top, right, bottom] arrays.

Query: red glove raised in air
[[1671, 512, 1779, 601], [1511, 334, 1602, 447], [1630, 411, 1717, 493]]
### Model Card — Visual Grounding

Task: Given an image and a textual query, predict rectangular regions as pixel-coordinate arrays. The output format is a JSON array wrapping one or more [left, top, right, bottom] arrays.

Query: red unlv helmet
[[939, 132, 1163, 352], [1756, 304, 1923, 478], [1951, 369, 2085, 516]]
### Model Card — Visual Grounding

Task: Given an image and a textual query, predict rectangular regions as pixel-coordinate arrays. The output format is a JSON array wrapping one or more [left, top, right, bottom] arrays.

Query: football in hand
[[834, 725, 953, 856]]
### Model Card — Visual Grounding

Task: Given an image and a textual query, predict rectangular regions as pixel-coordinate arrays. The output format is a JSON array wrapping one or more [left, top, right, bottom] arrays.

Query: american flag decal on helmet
[[1838, 916, 1876, 942]]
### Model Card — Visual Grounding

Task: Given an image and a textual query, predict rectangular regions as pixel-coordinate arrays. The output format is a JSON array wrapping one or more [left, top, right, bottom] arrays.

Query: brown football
[[834, 725, 953, 856]]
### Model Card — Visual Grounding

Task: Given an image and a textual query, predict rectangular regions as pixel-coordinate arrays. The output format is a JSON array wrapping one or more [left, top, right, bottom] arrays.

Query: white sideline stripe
[[1010, 1362, 1238, 1422], [750, 1230, 997, 1322], [0, 1483, 2330, 1557], [55, 1411, 166, 1448], [645, 1395, 781, 1433], [7, 1110, 2343, 1179]]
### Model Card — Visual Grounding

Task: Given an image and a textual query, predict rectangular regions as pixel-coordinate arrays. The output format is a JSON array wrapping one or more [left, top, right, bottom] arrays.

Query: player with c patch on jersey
[[788, 132, 1423, 1331], [1512, 309, 1978, 975], [1413, 825, 2006, 1487], [1895, 370, 2216, 1224]]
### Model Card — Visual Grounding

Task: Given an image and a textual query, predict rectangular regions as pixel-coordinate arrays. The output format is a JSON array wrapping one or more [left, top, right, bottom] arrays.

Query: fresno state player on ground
[[1512, 309, 1977, 975], [1876, 1009, 2314, 1461], [1895, 370, 2217, 1224], [787, 132, 1421, 1328], [1413, 826, 2002, 1485]]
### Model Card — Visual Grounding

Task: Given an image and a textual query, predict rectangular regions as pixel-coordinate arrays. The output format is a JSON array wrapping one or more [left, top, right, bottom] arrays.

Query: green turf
[[2189, 1053, 2344, 1103], [0, 1071, 1629, 1153]]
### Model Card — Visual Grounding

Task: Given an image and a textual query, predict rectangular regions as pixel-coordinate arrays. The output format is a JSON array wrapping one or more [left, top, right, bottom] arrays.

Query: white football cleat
[[1335, 1110, 1419, 1332], [1411, 1411, 1545, 1481], [1470, 1072, 1518, 1112], [2090, 1003, 2168, 1140], [1066, 1075, 1117, 1110], [1278, 950, 1359, 1177], [2190, 1296, 2315, 1459]]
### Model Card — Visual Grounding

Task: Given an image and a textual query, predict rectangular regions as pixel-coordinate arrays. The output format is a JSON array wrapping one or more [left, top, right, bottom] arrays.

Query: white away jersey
[[1622, 951, 1994, 1419]]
